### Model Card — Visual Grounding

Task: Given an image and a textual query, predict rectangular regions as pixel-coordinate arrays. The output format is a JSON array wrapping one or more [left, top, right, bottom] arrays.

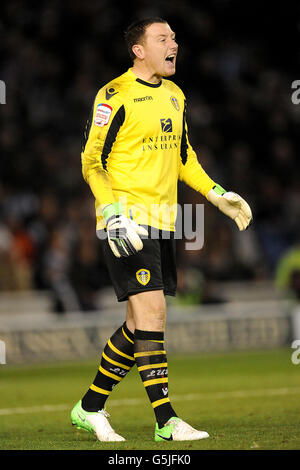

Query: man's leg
[[71, 303, 135, 441], [81, 321, 135, 411], [129, 290, 177, 428], [129, 289, 209, 441]]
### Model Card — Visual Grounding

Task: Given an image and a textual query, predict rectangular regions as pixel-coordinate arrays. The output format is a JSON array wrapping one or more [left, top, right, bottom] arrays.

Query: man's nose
[[169, 39, 178, 50]]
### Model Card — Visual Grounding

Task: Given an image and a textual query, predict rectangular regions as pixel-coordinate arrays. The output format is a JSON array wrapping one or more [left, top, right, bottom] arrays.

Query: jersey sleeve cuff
[[103, 201, 123, 222]]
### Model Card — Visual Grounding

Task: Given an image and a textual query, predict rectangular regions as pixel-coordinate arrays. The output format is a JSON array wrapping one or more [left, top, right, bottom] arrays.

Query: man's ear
[[132, 44, 145, 60]]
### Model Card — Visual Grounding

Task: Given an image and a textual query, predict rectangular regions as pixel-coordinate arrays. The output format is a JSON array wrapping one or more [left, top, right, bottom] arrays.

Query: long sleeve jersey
[[81, 67, 215, 231]]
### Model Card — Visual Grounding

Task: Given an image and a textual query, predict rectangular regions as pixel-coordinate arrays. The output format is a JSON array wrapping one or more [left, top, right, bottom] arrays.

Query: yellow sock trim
[[137, 362, 167, 372], [102, 351, 131, 370], [152, 397, 170, 408], [122, 327, 134, 344], [98, 365, 122, 382], [143, 377, 168, 388], [108, 339, 135, 361], [90, 384, 110, 395], [134, 350, 166, 358]]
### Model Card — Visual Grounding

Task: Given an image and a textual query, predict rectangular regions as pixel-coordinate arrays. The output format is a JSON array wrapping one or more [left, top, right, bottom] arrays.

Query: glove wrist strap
[[213, 184, 226, 196], [103, 201, 122, 223]]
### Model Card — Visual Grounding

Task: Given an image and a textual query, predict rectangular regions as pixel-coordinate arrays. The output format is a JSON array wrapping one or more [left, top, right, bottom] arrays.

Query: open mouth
[[165, 54, 176, 64]]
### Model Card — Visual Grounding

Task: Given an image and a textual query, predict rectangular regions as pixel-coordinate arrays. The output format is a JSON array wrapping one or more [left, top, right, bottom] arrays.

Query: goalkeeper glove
[[103, 203, 148, 258], [207, 184, 252, 231]]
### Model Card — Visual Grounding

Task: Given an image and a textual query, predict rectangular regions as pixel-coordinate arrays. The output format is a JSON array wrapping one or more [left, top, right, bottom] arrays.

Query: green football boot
[[71, 400, 125, 442], [155, 417, 209, 441]]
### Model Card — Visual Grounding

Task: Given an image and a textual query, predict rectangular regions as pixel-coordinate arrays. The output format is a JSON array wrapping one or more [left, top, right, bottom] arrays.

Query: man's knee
[[128, 290, 166, 331]]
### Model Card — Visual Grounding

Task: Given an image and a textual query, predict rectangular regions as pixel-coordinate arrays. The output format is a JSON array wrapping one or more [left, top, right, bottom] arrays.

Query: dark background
[[1, 0, 299, 311]]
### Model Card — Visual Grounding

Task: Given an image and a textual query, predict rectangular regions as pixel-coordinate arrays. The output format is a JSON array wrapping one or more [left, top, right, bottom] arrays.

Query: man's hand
[[103, 203, 148, 258], [207, 184, 253, 231]]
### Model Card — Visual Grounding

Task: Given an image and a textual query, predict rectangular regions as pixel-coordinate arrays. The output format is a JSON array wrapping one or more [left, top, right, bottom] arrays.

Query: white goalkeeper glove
[[207, 184, 252, 231], [103, 203, 148, 258]]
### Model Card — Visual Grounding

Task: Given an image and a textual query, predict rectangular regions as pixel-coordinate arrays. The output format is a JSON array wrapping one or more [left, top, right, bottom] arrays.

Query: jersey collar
[[128, 68, 162, 88]]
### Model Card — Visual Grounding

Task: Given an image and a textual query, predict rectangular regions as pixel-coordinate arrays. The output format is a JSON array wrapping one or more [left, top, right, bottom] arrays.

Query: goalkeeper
[[71, 17, 252, 442]]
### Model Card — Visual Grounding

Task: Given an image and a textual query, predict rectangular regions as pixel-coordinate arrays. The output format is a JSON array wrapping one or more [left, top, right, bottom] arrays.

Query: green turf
[[0, 348, 300, 450]]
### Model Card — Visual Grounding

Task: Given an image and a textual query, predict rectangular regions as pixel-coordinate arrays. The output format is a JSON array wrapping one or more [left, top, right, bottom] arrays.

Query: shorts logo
[[94, 103, 113, 127], [136, 269, 151, 286], [160, 118, 173, 132], [170, 95, 180, 111]]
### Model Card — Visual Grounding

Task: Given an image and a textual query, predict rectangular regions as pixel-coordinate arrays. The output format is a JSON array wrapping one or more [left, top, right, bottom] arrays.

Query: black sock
[[82, 322, 135, 412], [134, 329, 177, 428]]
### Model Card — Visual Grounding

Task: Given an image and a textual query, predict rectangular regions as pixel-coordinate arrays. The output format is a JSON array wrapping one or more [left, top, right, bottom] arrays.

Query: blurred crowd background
[[1, 0, 300, 312]]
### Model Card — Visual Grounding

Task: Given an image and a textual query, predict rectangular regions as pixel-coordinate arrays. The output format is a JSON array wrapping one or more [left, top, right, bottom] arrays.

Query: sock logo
[[146, 368, 168, 378], [162, 386, 169, 396], [136, 268, 150, 286], [110, 367, 127, 377]]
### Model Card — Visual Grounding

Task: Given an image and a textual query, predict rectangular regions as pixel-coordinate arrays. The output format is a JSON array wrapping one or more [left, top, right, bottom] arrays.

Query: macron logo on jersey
[[134, 96, 153, 102]]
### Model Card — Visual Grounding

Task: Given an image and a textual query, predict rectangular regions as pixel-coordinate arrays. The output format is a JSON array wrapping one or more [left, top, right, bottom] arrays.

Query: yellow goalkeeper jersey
[[81, 67, 215, 231]]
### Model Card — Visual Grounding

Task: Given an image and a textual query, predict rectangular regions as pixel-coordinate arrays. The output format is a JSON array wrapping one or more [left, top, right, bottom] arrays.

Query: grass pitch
[[0, 348, 300, 450]]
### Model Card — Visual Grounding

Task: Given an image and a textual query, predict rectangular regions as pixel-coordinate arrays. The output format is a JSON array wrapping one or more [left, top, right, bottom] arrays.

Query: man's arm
[[81, 88, 147, 257], [81, 91, 126, 209], [178, 100, 252, 230], [178, 100, 215, 196]]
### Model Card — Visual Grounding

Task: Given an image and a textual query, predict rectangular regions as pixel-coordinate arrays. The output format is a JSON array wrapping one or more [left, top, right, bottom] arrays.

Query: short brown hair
[[124, 17, 167, 61]]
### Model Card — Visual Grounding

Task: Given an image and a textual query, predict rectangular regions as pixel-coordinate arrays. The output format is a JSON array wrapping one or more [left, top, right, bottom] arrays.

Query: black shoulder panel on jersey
[[180, 100, 188, 165], [101, 105, 125, 171], [81, 105, 94, 153]]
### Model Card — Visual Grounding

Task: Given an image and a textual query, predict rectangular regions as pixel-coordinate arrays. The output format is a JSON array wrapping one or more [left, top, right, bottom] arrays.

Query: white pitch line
[[0, 387, 299, 416]]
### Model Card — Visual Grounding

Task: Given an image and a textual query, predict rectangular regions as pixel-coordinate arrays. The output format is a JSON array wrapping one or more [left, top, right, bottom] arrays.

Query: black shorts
[[97, 228, 177, 302]]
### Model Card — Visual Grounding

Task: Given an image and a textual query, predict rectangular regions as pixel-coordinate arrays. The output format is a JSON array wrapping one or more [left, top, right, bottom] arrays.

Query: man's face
[[138, 22, 178, 78]]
